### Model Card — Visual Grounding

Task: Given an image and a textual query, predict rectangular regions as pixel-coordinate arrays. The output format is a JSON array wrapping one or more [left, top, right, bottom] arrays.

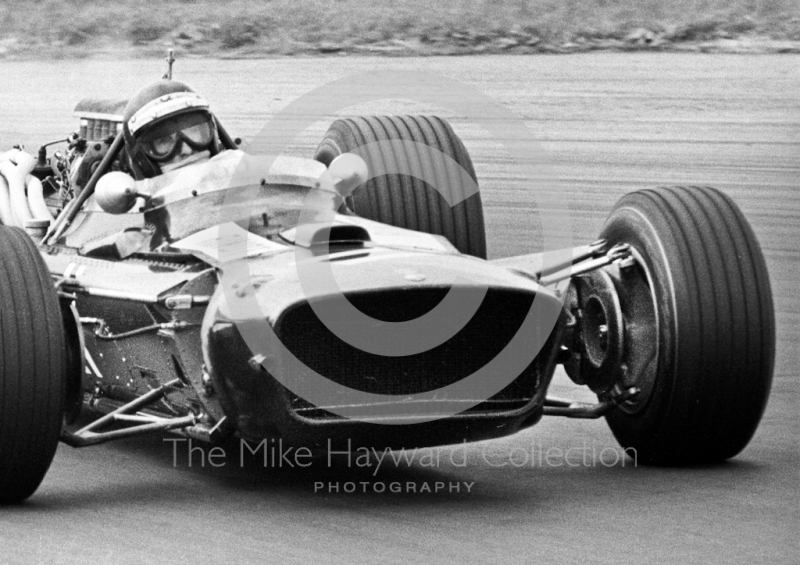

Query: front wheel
[[0, 226, 67, 503], [600, 186, 775, 465], [314, 116, 487, 259]]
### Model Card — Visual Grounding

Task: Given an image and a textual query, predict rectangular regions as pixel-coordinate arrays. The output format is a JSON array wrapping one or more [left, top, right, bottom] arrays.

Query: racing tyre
[[315, 116, 487, 258], [600, 186, 775, 465], [0, 226, 66, 503]]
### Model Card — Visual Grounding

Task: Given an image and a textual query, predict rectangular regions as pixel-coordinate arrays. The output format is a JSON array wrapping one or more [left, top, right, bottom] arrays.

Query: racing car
[[0, 63, 774, 504]]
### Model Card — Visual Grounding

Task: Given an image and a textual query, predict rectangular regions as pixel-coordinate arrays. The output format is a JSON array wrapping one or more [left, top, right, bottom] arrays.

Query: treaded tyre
[[315, 116, 487, 258], [601, 186, 775, 465], [0, 226, 66, 503]]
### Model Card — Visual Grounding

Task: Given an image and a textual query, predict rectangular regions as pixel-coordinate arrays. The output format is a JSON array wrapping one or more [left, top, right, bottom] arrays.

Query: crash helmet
[[122, 79, 219, 179]]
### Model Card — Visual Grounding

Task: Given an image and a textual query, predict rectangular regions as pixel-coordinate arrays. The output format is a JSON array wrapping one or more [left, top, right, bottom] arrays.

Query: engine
[[0, 98, 127, 235]]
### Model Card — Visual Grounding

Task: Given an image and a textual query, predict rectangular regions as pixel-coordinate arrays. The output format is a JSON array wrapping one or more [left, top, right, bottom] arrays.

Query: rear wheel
[[0, 226, 66, 503], [315, 116, 487, 258], [600, 185, 775, 465]]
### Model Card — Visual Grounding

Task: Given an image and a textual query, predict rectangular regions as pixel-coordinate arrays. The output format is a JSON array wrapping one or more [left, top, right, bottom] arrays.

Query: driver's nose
[[176, 139, 193, 157]]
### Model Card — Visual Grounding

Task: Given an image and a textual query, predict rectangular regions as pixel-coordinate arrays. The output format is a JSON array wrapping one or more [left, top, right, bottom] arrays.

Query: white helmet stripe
[[128, 92, 210, 135]]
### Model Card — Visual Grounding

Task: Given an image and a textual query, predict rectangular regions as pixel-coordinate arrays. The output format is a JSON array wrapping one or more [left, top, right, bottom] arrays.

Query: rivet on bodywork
[[248, 354, 267, 372]]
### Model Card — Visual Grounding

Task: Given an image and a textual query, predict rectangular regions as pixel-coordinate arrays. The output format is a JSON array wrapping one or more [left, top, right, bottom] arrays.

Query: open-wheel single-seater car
[[0, 67, 775, 503]]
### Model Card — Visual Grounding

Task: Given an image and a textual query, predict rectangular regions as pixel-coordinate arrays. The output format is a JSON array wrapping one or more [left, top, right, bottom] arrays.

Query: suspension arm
[[60, 378, 198, 447]]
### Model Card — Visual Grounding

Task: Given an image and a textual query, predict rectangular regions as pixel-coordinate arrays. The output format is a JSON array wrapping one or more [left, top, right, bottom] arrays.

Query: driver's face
[[136, 111, 215, 173]]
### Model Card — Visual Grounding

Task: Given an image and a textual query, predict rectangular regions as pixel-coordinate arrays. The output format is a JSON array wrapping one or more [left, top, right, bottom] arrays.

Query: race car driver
[[82, 79, 225, 258], [122, 79, 221, 180]]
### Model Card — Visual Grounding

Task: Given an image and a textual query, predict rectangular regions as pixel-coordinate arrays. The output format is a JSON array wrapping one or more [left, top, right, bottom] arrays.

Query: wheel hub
[[563, 268, 625, 395], [563, 255, 658, 410]]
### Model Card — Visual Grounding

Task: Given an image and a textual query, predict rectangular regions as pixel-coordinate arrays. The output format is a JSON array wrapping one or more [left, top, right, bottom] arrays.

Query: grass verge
[[1, 0, 799, 58]]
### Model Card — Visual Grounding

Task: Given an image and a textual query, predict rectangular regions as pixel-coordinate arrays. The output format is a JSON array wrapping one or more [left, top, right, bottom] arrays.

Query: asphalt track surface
[[0, 54, 798, 564]]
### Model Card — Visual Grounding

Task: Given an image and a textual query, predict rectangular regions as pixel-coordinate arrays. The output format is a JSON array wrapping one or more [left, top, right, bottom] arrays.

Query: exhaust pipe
[[0, 150, 35, 226], [25, 174, 54, 222], [0, 174, 14, 225]]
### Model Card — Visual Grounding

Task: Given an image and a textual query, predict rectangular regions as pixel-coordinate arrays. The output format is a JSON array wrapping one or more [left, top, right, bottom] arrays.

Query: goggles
[[137, 112, 215, 162]]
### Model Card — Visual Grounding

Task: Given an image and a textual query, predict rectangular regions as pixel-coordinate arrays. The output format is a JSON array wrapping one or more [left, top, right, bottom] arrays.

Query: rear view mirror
[[95, 172, 148, 214], [328, 153, 368, 197]]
